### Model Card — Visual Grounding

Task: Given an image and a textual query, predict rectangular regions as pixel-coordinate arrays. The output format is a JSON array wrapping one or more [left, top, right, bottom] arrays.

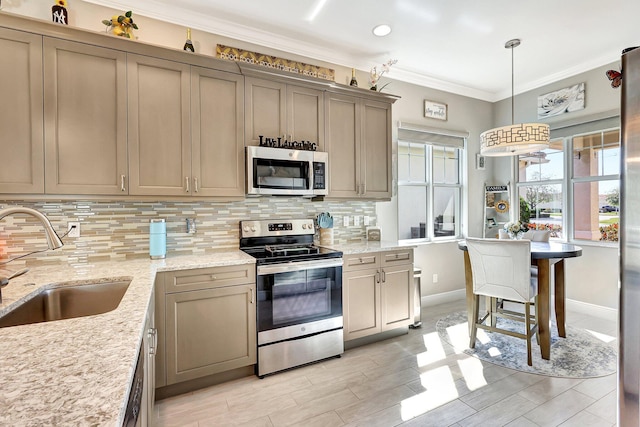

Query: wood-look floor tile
[[583, 389, 617, 424], [523, 389, 596, 426], [335, 384, 415, 424], [459, 371, 544, 411], [457, 394, 537, 427], [291, 410, 345, 427], [400, 398, 476, 426], [503, 416, 539, 427], [341, 403, 405, 427], [517, 376, 585, 405], [558, 409, 614, 427], [348, 368, 420, 400], [571, 373, 616, 400], [268, 388, 360, 427]]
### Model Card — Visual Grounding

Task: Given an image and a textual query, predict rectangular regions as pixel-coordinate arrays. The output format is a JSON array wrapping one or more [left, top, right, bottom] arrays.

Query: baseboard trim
[[565, 298, 617, 322], [423, 289, 466, 307]]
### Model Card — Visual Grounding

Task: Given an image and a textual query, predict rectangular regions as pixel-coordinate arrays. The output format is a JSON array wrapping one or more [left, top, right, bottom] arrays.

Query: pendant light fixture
[[480, 39, 550, 156]]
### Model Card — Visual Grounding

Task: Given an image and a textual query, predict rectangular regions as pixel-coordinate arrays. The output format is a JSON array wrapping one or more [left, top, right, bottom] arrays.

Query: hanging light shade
[[481, 39, 549, 156]]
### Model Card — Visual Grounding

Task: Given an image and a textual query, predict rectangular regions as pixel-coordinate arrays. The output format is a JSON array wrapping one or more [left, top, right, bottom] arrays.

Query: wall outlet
[[343, 216, 350, 227], [432, 273, 438, 284], [364, 216, 370, 226], [354, 216, 361, 226], [67, 222, 80, 238]]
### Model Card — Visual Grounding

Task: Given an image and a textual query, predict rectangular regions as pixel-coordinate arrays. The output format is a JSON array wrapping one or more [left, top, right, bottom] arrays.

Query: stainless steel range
[[239, 219, 344, 377]]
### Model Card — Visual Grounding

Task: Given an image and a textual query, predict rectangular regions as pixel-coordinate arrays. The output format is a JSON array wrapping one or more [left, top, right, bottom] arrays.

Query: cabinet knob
[[210, 275, 217, 280]]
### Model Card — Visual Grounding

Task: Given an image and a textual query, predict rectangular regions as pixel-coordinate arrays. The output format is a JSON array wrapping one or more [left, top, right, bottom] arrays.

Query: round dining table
[[458, 240, 582, 360]]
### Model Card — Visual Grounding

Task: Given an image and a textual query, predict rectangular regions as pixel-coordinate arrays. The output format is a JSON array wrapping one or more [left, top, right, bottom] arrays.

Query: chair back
[[522, 230, 550, 242], [466, 237, 536, 302]]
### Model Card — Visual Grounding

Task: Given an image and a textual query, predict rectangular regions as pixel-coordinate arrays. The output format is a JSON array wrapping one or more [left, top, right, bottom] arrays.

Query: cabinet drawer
[[343, 253, 379, 270], [381, 250, 414, 267], [162, 264, 255, 293]]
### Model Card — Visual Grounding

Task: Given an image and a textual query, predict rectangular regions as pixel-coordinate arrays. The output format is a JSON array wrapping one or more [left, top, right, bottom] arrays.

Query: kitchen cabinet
[[128, 56, 245, 197], [191, 66, 245, 197], [342, 249, 414, 341], [128, 54, 191, 196], [43, 37, 128, 195], [245, 77, 324, 149], [325, 93, 392, 199], [0, 28, 44, 194], [155, 264, 256, 387], [141, 289, 156, 427]]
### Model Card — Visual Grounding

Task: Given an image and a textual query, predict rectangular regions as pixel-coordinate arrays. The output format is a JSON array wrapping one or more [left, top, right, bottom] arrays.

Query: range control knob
[[302, 224, 307, 230]]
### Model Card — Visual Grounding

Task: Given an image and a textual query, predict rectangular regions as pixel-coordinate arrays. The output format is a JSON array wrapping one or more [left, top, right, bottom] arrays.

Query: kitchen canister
[[149, 218, 166, 259]]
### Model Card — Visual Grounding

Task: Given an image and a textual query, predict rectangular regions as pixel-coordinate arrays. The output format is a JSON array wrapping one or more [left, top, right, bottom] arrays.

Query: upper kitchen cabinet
[[325, 93, 393, 200], [191, 66, 245, 198], [245, 77, 324, 149], [0, 28, 44, 194], [127, 54, 191, 196], [43, 38, 128, 195]]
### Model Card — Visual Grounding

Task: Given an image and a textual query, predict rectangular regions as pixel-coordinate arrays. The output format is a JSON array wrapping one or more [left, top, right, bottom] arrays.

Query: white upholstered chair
[[522, 229, 550, 242], [466, 237, 539, 365]]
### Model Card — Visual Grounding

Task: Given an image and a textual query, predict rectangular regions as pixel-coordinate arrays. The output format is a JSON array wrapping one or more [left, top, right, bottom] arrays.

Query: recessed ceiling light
[[372, 24, 392, 37]]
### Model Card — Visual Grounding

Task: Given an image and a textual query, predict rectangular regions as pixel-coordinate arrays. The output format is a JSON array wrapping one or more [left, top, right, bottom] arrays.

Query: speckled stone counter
[[0, 251, 255, 426], [326, 240, 416, 255]]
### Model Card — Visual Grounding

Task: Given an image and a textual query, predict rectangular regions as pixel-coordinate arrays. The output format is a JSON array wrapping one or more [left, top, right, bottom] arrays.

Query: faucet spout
[[0, 206, 64, 250]]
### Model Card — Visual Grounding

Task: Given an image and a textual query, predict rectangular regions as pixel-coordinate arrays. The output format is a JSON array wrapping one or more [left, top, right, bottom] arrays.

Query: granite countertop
[[326, 240, 417, 255], [0, 251, 255, 426]]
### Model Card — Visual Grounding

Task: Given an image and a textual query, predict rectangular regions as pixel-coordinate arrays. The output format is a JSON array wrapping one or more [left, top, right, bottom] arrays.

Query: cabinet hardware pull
[[185, 176, 190, 192], [250, 289, 254, 304], [362, 183, 366, 195], [210, 275, 217, 280], [194, 177, 199, 193], [382, 270, 386, 282], [120, 175, 126, 192], [359, 258, 363, 263], [375, 271, 380, 283]]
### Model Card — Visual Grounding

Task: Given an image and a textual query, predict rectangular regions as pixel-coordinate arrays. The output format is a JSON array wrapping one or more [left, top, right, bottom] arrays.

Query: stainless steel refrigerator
[[620, 46, 640, 426]]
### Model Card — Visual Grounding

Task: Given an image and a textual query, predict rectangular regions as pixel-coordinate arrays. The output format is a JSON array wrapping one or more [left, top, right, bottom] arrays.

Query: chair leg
[[525, 302, 533, 366], [469, 294, 479, 349], [534, 295, 540, 345]]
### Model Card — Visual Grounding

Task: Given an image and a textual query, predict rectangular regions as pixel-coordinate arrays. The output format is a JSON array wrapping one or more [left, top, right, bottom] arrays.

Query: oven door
[[256, 258, 342, 344]]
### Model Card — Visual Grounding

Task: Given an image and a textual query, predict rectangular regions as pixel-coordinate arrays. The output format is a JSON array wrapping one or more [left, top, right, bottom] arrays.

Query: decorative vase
[[508, 231, 524, 240]]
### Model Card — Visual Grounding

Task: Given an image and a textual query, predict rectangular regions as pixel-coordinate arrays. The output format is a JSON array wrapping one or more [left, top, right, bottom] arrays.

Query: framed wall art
[[424, 100, 447, 121], [537, 82, 585, 119]]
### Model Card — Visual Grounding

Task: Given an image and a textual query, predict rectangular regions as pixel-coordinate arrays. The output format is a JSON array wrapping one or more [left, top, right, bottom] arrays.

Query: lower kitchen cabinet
[[343, 249, 414, 341], [155, 264, 256, 387], [141, 289, 156, 427]]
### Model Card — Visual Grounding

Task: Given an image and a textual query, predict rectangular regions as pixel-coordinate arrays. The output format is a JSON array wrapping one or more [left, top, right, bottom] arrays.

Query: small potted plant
[[102, 10, 139, 39]]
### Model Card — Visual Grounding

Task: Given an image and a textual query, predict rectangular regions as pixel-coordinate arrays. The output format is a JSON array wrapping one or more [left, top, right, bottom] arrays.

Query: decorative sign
[[216, 45, 335, 81], [424, 100, 447, 121], [486, 185, 508, 192], [537, 82, 585, 119], [258, 135, 317, 151], [52, 0, 68, 25]]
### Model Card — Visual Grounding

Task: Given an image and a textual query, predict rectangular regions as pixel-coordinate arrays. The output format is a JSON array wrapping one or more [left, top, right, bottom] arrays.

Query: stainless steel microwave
[[246, 146, 328, 197]]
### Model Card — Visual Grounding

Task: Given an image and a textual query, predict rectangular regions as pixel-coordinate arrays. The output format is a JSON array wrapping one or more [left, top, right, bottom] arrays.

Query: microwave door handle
[[257, 258, 343, 276]]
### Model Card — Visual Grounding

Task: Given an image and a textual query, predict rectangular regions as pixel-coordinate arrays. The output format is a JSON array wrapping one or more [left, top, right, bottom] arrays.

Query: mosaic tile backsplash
[[0, 199, 376, 267]]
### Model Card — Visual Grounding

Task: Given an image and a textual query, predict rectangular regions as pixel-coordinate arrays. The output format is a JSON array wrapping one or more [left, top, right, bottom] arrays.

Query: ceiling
[[85, 0, 640, 102]]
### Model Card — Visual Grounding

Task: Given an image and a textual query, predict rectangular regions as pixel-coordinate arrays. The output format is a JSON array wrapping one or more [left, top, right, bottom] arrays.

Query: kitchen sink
[[0, 280, 131, 328]]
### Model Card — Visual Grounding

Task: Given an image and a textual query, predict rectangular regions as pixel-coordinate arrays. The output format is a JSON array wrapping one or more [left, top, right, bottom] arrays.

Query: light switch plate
[[354, 216, 361, 226], [364, 216, 370, 226], [343, 216, 350, 227]]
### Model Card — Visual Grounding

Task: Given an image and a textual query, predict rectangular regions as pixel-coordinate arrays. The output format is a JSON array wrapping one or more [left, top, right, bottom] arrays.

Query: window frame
[[397, 140, 463, 243]]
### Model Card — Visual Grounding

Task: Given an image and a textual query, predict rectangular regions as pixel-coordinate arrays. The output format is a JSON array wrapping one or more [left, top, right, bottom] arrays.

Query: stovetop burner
[[239, 219, 342, 265], [265, 244, 320, 257]]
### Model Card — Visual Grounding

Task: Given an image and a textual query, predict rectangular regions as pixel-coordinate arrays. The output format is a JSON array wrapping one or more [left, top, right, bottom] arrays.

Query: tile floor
[[154, 299, 618, 427]]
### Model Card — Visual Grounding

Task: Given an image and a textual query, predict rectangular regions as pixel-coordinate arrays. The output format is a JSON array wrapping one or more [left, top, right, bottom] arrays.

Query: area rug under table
[[436, 311, 617, 378]]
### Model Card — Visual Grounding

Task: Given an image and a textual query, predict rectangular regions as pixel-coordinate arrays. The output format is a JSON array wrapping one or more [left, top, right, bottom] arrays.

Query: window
[[398, 142, 462, 241], [571, 129, 620, 242], [516, 123, 620, 244], [517, 139, 565, 238]]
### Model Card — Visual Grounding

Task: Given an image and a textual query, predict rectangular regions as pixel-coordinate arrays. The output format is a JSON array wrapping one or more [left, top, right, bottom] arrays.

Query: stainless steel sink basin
[[0, 280, 131, 328]]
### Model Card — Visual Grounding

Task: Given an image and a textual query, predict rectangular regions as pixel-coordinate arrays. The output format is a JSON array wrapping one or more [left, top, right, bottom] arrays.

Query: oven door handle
[[257, 258, 343, 275]]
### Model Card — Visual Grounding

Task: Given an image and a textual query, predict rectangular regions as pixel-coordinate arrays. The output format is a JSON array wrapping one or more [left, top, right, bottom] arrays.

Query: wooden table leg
[[464, 251, 474, 335], [554, 259, 566, 338], [536, 259, 551, 360]]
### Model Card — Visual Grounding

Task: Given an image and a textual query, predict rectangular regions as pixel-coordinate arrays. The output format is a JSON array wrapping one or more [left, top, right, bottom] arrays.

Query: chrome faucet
[[0, 206, 64, 250]]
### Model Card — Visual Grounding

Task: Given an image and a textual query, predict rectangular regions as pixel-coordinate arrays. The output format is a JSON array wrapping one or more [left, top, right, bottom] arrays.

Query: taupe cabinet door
[[165, 284, 256, 384], [325, 92, 361, 198], [343, 267, 381, 341], [325, 94, 392, 199], [43, 38, 127, 194], [381, 264, 414, 329], [191, 67, 244, 197], [0, 28, 44, 194], [128, 54, 191, 195], [245, 78, 324, 148]]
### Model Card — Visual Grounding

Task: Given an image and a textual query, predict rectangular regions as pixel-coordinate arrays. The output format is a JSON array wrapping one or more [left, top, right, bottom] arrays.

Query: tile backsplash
[[0, 198, 376, 266]]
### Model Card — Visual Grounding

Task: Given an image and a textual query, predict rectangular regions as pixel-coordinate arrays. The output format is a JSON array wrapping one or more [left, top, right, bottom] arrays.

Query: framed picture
[[476, 154, 485, 170], [537, 82, 585, 119], [424, 100, 447, 121], [487, 218, 497, 227]]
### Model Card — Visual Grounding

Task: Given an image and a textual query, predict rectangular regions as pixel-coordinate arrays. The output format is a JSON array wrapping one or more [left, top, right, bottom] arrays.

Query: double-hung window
[[397, 124, 465, 242]]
